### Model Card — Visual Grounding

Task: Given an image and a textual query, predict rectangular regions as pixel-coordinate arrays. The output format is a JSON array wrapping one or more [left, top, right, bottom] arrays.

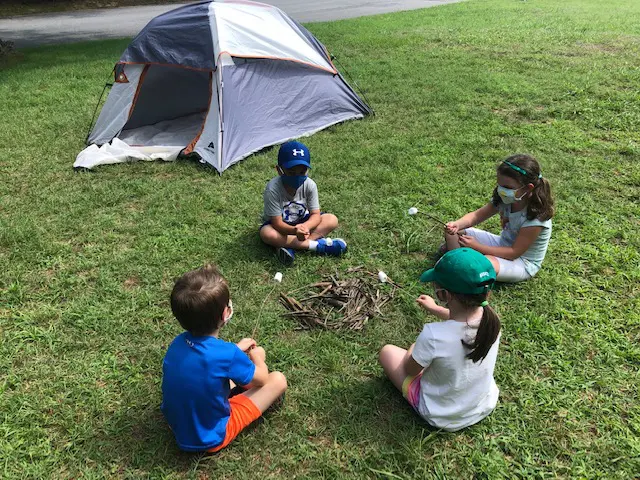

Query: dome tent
[[78, 0, 372, 172]]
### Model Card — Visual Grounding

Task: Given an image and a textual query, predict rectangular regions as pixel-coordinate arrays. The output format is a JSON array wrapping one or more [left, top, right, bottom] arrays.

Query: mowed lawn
[[1, 0, 639, 477]]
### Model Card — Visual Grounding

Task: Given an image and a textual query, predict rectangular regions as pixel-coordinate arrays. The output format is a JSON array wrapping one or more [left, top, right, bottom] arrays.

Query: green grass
[[1, 0, 639, 477]]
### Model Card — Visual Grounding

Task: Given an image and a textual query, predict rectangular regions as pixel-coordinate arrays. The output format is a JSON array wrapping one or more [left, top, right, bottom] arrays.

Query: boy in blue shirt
[[259, 140, 347, 266], [161, 264, 287, 453]]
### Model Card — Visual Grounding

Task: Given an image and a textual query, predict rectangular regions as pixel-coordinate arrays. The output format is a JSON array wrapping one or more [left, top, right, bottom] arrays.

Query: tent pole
[[331, 55, 375, 116], [85, 67, 115, 145]]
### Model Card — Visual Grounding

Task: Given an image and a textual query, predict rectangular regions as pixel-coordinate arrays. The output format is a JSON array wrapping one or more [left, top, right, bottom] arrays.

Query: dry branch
[[279, 270, 398, 331]]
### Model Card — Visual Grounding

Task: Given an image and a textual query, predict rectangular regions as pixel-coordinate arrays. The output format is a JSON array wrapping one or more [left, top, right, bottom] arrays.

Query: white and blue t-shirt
[[262, 177, 320, 224], [161, 333, 255, 451], [497, 203, 552, 276]]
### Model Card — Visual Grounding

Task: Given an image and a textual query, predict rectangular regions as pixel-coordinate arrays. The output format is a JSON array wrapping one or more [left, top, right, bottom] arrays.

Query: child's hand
[[295, 224, 310, 241], [445, 222, 459, 235], [236, 338, 257, 352], [458, 234, 480, 250], [417, 295, 438, 311], [248, 346, 266, 364]]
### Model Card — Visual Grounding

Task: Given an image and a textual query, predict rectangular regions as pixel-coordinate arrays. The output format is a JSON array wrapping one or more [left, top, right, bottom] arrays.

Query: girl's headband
[[503, 160, 543, 179]]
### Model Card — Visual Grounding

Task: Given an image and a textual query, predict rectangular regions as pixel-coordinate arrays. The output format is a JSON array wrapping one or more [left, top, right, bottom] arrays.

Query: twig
[[252, 283, 278, 338]]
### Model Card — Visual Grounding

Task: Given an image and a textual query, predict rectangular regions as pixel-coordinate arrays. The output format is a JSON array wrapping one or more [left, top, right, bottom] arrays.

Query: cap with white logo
[[278, 141, 311, 169], [419, 248, 496, 294]]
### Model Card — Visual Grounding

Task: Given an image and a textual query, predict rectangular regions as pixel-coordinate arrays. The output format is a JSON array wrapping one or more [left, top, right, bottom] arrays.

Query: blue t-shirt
[[161, 332, 256, 451]]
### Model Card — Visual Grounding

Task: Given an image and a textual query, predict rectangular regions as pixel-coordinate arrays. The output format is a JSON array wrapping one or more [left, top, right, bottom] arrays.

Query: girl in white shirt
[[379, 248, 501, 431]]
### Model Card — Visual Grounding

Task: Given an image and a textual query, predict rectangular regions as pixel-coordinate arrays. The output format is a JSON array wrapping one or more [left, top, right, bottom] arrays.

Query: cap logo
[[479, 271, 490, 278], [292, 149, 305, 157]]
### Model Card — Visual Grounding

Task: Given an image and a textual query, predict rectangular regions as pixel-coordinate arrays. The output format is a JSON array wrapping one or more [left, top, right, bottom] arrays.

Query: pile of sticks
[[279, 267, 398, 331]]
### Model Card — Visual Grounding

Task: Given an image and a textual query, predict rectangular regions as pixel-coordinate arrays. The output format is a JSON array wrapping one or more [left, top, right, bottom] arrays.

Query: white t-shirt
[[412, 319, 500, 431]]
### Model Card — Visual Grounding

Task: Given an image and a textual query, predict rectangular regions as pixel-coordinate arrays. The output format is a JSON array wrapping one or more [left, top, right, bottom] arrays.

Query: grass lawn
[[1, 0, 639, 477]]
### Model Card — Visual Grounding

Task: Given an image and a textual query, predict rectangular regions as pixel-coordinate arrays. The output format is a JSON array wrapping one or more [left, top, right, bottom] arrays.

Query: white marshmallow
[[408, 207, 418, 215], [274, 272, 283, 283], [378, 271, 388, 283]]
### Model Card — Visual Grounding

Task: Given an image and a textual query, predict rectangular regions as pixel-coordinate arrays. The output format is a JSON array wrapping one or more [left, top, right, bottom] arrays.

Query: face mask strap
[[435, 288, 447, 304], [223, 300, 233, 324]]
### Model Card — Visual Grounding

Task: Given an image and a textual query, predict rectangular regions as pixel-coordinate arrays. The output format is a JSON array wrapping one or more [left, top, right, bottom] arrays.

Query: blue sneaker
[[316, 238, 347, 257], [277, 247, 295, 266]]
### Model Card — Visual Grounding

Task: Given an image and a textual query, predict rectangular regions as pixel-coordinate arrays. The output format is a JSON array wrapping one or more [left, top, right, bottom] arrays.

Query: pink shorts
[[402, 372, 422, 410]]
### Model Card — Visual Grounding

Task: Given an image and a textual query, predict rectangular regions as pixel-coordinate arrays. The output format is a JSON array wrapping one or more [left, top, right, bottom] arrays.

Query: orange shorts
[[208, 394, 262, 453]]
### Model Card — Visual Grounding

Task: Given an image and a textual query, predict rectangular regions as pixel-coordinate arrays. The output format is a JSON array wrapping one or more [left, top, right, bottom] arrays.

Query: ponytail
[[462, 304, 501, 363], [527, 176, 554, 221], [452, 292, 501, 363]]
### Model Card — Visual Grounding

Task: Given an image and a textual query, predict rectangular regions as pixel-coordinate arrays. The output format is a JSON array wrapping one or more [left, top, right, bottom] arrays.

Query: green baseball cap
[[419, 248, 496, 294]]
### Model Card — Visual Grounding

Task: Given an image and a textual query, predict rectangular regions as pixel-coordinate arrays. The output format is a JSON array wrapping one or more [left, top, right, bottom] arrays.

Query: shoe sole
[[277, 248, 295, 266]]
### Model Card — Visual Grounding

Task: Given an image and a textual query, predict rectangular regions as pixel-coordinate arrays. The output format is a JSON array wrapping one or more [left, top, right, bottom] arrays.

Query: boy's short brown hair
[[170, 264, 230, 336]]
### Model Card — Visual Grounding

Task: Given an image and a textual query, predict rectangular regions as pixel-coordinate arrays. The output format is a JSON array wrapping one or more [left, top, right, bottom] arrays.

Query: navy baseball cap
[[278, 141, 311, 169]]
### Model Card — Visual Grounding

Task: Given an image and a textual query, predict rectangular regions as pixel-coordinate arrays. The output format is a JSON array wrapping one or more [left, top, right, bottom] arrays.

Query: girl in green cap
[[379, 248, 501, 431]]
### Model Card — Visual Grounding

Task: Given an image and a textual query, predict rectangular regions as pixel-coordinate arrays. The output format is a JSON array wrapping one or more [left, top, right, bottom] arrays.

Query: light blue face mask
[[497, 185, 527, 204]]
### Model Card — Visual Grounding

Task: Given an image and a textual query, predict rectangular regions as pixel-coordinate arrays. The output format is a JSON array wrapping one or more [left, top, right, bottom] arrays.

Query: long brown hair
[[451, 291, 501, 363], [492, 154, 555, 221]]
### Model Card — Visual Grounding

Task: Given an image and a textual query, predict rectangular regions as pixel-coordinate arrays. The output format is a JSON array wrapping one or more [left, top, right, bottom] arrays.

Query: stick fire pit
[[279, 267, 399, 331]]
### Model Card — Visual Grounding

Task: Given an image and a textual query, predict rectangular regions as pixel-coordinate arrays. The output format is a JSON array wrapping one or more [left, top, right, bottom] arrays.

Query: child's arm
[[416, 295, 450, 320], [270, 215, 298, 236], [295, 182, 321, 240], [295, 210, 321, 240], [446, 203, 498, 234], [459, 225, 543, 260], [403, 343, 425, 377], [264, 185, 297, 236], [301, 210, 321, 231], [236, 338, 257, 352], [245, 346, 270, 388]]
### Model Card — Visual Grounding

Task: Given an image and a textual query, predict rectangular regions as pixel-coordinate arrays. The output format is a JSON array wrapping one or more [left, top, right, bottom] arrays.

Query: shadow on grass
[[320, 375, 441, 447], [78, 404, 197, 474]]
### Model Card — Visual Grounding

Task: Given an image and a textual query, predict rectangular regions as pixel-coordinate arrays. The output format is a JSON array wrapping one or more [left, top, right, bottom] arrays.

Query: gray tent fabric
[[88, 64, 145, 145], [221, 59, 368, 169], [121, 1, 214, 70], [82, 0, 371, 173]]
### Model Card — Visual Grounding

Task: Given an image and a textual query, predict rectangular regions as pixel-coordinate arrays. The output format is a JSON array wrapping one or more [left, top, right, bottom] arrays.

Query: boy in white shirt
[[379, 248, 501, 431]]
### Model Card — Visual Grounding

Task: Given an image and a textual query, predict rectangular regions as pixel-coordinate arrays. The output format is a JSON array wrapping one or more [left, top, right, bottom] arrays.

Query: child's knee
[[269, 371, 288, 391], [485, 255, 500, 274], [259, 226, 279, 244], [320, 213, 338, 229], [378, 344, 393, 363]]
